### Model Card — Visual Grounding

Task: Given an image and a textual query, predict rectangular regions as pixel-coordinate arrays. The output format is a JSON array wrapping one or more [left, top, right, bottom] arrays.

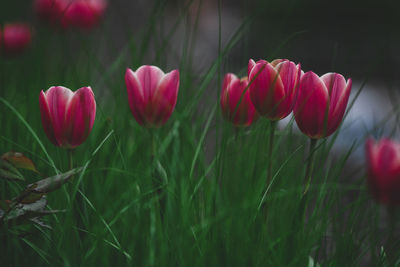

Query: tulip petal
[[151, 69, 180, 126], [294, 71, 329, 138], [321, 73, 352, 136], [125, 68, 147, 126], [247, 59, 256, 78], [65, 87, 96, 148], [221, 73, 237, 114], [274, 61, 301, 115], [39, 90, 59, 146], [45, 86, 74, 146], [135, 65, 165, 104]]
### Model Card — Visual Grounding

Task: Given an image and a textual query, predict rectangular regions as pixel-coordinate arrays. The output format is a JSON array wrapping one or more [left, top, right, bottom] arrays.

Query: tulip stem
[[303, 138, 318, 196], [266, 121, 277, 188], [263, 121, 277, 223], [150, 130, 165, 220], [68, 149, 73, 171], [68, 149, 86, 241], [386, 206, 397, 266]]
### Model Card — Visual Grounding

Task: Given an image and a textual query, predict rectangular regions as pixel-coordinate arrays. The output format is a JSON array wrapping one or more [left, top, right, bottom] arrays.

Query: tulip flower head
[[1, 23, 32, 55], [125, 65, 180, 127], [220, 73, 258, 126], [366, 138, 400, 205], [39, 86, 96, 148], [293, 72, 352, 139], [248, 59, 301, 120]]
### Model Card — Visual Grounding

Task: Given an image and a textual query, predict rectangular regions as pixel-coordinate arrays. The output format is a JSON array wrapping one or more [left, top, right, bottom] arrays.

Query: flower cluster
[[35, 0, 107, 29], [220, 58, 352, 140]]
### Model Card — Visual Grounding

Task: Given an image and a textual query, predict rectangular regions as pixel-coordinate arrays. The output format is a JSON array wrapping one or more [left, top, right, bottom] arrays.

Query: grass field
[[1, 0, 398, 266]]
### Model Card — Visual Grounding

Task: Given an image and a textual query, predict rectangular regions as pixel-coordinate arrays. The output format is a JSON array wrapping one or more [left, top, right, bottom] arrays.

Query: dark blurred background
[[2, 0, 398, 80]]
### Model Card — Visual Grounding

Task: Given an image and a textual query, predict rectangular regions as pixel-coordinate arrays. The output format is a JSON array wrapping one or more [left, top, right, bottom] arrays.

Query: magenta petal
[[125, 68, 146, 126], [221, 73, 236, 115], [294, 71, 329, 138], [321, 73, 352, 136], [64, 87, 96, 148], [152, 69, 180, 126], [45, 86, 74, 146], [247, 59, 256, 78], [135, 65, 165, 104], [39, 90, 59, 146]]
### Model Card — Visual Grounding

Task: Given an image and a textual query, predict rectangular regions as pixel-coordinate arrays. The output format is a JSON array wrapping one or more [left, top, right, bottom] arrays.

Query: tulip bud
[[125, 65, 180, 127], [248, 59, 301, 120], [366, 138, 400, 205], [1, 23, 32, 55], [39, 86, 96, 148], [220, 73, 258, 126], [293, 71, 352, 139]]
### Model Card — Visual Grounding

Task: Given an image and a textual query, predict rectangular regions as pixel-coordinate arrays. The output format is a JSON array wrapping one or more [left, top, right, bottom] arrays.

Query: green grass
[[0, 1, 396, 266]]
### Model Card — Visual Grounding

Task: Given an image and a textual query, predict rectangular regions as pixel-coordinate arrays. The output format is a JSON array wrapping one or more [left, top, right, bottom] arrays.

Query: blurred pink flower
[[1, 23, 32, 55], [366, 138, 400, 205]]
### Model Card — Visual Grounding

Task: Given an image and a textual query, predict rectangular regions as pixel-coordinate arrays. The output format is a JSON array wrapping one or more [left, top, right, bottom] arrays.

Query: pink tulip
[[39, 86, 96, 148], [34, 0, 107, 29], [293, 71, 352, 139], [247, 59, 301, 120], [366, 138, 400, 205], [125, 65, 180, 127], [220, 73, 258, 126], [1, 23, 32, 54]]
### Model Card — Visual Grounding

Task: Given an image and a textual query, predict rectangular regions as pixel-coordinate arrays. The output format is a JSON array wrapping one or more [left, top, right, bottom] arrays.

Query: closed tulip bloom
[[248, 59, 301, 120], [1, 23, 32, 54], [293, 72, 352, 139], [220, 73, 258, 126], [125, 65, 179, 127], [366, 138, 400, 205], [39, 86, 96, 148]]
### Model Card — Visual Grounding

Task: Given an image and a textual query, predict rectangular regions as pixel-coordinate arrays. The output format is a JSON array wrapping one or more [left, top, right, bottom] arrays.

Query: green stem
[[266, 121, 277, 188], [303, 138, 318, 196], [263, 121, 277, 224], [69, 149, 86, 241], [68, 149, 74, 170], [386, 206, 397, 266], [149, 129, 164, 220]]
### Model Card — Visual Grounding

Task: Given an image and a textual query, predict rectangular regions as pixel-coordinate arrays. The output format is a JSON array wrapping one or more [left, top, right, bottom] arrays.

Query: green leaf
[[13, 167, 82, 205]]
